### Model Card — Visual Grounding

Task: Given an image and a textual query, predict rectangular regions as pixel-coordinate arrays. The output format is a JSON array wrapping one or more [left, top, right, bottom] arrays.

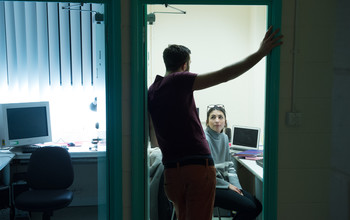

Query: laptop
[[230, 125, 261, 151]]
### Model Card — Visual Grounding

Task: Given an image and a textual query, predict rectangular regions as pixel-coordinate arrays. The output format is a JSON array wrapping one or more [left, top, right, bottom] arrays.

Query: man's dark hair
[[163, 45, 191, 72]]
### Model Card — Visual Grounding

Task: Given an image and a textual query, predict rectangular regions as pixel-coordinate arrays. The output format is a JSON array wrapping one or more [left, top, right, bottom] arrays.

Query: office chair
[[214, 207, 237, 220], [14, 147, 74, 220], [170, 206, 236, 220]]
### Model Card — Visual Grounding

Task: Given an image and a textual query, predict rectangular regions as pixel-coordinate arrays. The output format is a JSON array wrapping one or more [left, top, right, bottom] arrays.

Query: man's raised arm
[[193, 26, 283, 91]]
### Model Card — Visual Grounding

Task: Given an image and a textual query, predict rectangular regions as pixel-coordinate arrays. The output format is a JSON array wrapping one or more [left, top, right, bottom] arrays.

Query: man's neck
[[165, 69, 184, 76]]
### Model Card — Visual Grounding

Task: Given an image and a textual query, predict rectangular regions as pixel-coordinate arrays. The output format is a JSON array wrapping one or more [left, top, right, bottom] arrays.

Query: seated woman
[[205, 104, 262, 220]]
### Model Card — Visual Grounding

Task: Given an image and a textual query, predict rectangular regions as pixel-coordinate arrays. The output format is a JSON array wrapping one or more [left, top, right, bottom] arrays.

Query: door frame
[[129, 1, 281, 219]]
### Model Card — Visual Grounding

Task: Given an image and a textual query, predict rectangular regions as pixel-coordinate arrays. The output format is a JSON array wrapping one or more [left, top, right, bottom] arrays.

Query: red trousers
[[164, 163, 216, 220]]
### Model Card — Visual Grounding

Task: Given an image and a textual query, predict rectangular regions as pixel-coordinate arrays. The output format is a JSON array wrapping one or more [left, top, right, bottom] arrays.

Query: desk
[[234, 157, 263, 182], [0, 151, 15, 215], [0, 153, 15, 171], [12, 144, 106, 160], [0, 151, 15, 186], [9, 145, 106, 207], [231, 151, 263, 220]]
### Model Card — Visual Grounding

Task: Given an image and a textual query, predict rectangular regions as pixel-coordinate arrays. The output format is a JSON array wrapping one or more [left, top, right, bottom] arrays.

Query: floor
[[31, 206, 98, 220], [212, 218, 232, 220], [0, 208, 10, 219], [0, 206, 98, 220], [1, 207, 233, 220]]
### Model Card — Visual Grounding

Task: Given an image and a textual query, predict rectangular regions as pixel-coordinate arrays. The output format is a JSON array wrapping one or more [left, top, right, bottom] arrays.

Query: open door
[[129, 1, 281, 220]]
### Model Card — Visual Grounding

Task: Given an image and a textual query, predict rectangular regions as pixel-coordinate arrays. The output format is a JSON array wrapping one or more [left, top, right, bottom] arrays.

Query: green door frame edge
[[130, 1, 281, 220], [264, 1, 281, 220], [105, 0, 123, 219]]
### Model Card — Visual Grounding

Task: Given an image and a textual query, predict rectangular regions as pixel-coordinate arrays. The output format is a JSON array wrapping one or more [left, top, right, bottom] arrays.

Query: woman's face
[[207, 110, 226, 133]]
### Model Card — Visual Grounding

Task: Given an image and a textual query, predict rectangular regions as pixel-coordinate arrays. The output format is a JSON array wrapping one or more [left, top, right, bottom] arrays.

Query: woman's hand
[[228, 184, 243, 196]]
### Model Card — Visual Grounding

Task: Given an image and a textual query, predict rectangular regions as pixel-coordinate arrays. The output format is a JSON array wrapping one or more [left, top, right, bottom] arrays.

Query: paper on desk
[[244, 156, 263, 160]]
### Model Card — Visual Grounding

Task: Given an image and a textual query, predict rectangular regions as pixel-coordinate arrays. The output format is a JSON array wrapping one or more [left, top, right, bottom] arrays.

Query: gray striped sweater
[[205, 127, 242, 189]]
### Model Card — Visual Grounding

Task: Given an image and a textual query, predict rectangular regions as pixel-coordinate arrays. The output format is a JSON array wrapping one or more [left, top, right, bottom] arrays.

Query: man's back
[[148, 72, 211, 163]]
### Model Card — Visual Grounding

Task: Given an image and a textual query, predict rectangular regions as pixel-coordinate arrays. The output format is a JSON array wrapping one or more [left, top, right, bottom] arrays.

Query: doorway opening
[[129, 1, 281, 219], [145, 4, 272, 220]]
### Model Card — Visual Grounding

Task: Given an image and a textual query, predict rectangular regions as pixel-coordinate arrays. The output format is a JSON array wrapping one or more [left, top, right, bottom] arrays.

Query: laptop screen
[[231, 126, 260, 150]]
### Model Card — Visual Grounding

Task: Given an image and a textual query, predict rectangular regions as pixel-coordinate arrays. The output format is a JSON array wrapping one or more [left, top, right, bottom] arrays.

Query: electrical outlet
[[286, 112, 302, 126]]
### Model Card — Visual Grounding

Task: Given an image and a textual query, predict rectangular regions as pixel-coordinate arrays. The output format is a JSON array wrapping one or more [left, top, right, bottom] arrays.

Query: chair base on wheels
[[215, 207, 237, 220], [170, 206, 237, 220]]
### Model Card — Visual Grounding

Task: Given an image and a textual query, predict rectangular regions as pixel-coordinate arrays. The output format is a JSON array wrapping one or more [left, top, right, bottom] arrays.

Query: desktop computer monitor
[[230, 125, 260, 151], [0, 101, 52, 149]]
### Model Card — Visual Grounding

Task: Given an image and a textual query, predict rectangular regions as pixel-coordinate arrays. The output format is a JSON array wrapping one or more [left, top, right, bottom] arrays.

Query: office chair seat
[[14, 146, 74, 220], [15, 189, 73, 212]]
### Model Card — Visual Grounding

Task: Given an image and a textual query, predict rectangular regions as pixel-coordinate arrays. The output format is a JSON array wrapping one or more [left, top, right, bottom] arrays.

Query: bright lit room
[[0, 2, 106, 143], [147, 4, 267, 220], [0, 2, 106, 220], [147, 5, 267, 134]]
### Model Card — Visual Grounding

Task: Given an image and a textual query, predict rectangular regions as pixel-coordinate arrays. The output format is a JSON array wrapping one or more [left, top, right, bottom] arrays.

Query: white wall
[[147, 5, 267, 144], [278, 0, 335, 219]]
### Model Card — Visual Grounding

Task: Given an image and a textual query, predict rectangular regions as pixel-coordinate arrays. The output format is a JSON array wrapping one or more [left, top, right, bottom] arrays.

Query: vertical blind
[[0, 2, 105, 141], [0, 2, 103, 94]]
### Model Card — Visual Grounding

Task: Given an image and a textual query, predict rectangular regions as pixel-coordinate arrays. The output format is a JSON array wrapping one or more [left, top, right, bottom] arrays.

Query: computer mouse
[[67, 142, 75, 147]]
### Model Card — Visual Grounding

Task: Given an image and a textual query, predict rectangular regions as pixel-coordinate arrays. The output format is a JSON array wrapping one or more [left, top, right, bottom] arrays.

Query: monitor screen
[[7, 107, 49, 140], [0, 101, 52, 148], [231, 125, 260, 151]]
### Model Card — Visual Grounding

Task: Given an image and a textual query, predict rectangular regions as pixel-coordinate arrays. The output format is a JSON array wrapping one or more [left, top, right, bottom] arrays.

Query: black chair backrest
[[27, 147, 74, 190]]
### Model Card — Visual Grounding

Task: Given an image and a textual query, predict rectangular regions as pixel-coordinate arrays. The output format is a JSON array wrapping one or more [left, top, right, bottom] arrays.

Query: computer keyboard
[[10, 145, 69, 154], [20, 145, 41, 153]]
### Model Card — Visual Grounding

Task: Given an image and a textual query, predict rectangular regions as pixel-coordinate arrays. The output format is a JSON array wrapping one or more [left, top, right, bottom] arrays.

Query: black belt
[[164, 158, 214, 169]]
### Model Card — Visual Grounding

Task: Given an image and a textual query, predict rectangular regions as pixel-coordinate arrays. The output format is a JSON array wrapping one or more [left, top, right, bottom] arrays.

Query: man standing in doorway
[[148, 26, 283, 220]]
